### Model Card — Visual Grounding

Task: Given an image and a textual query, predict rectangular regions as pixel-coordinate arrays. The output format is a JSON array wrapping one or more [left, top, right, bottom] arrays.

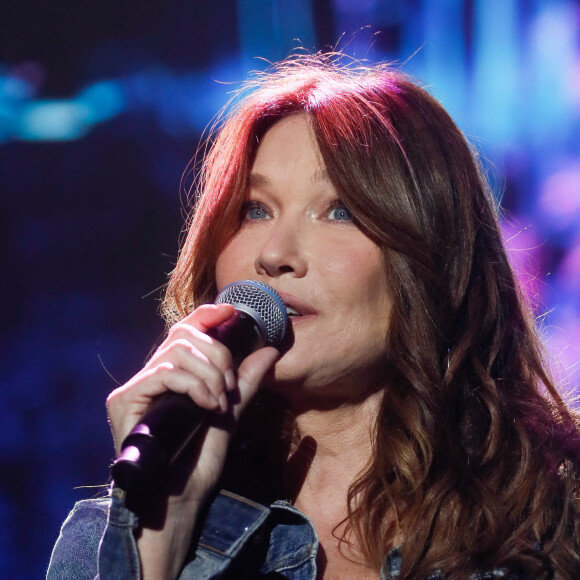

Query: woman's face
[[215, 114, 391, 401]]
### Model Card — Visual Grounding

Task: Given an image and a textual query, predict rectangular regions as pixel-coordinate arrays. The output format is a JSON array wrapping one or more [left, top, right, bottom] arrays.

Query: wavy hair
[[163, 54, 580, 578]]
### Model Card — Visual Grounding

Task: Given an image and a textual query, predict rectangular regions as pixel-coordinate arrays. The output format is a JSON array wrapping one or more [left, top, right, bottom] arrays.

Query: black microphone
[[111, 280, 288, 494]]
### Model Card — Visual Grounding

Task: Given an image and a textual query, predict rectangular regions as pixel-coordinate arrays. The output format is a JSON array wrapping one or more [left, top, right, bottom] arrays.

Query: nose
[[255, 219, 308, 278]]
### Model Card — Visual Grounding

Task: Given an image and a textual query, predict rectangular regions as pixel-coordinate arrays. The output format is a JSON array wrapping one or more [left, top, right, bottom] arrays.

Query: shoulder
[[60, 497, 112, 542], [383, 547, 545, 580], [47, 497, 111, 580]]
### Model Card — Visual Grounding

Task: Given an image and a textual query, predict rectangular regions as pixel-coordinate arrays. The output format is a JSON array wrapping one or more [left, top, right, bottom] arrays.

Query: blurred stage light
[[18, 101, 93, 141]]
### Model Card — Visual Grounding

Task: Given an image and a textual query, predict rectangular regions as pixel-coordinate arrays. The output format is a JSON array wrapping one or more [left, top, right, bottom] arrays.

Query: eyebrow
[[248, 169, 330, 188], [248, 173, 270, 188], [312, 169, 330, 183]]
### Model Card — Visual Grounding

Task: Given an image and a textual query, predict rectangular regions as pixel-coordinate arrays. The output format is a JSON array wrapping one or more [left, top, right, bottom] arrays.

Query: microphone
[[111, 280, 288, 494]]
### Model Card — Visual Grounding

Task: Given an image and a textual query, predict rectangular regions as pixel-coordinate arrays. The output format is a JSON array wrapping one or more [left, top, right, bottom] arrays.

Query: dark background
[[1, 1, 579, 577]]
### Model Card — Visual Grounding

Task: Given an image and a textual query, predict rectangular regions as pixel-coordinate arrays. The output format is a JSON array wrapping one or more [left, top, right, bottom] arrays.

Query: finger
[[107, 362, 227, 449], [147, 305, 236, 390], [164, 304, 234, 349], [157, 334, 235, 392], [115, 359, 230, 415], [145, 303, 233, 365], [181, 303, 235, 333]]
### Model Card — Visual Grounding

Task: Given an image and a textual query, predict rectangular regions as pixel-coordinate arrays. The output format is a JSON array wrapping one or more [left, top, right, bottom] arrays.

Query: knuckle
[[171, 338, 195, 352], [150, 361, 175, 377], [165, 339, 200, 362], [105, 390, 117, 408], [106, 383, 130, 405], [167, 322, 197, 341]]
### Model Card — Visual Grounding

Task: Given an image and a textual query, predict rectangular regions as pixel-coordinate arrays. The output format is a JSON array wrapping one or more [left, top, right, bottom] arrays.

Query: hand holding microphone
[[108, 281, 288, 496]]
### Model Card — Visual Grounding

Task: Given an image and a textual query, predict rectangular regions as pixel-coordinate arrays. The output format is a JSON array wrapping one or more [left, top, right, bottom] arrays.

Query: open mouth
[[277, 291, 316, 322], [285, 305, 302, 318]]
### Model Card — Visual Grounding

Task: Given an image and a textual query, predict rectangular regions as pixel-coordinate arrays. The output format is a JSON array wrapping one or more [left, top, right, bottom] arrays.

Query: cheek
[[215, 235, 247, 289], [334, 248, 391, 335], [326, 244, 387, 299], [215, 252, 231, 289]]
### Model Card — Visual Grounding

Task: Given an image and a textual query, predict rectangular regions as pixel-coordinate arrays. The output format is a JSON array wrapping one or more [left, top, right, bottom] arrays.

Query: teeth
[[286, 306, 301, 317]]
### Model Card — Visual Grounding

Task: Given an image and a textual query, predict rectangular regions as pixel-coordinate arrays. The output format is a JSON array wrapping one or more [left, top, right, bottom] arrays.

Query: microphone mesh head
[[214, 280, 288, 347]]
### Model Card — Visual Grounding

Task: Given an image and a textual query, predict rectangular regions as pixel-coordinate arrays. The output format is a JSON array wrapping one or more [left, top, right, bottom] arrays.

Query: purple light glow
[[537, 164, 580, 234], [557, 240, 580, 293], [545, 311, 580, 396], [501, 220, 546, 310]]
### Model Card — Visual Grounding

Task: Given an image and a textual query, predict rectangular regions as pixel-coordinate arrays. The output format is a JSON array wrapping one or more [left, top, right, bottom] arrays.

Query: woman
[[48, 54, 580, 579]]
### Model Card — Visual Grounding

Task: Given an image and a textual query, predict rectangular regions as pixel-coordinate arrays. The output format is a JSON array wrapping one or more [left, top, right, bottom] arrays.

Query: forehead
[[254, 114, 319, 158], [250, 114, 326, 179], [248, 168, 330, 188]]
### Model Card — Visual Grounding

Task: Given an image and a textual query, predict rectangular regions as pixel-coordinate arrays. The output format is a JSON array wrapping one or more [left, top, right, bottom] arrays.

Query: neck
[[285, 392, 383, 579], [286, 391, 381, 509]]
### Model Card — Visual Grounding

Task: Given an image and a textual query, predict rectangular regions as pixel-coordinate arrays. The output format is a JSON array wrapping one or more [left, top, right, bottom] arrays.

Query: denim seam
[[198, 490, 271, 559], [197, 542, 229, 556]]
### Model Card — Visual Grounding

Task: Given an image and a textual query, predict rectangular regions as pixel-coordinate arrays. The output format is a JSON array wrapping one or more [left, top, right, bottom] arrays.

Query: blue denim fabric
[[47, 488, 533, 579], [47, 488, 318, 580], [98, 488, 141, 579], [47, 495, 111, 580]]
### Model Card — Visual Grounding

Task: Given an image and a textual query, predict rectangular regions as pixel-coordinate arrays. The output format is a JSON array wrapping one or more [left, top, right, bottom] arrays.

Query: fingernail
[[225, 369, 235, 391], [218, 392, 228, 413]]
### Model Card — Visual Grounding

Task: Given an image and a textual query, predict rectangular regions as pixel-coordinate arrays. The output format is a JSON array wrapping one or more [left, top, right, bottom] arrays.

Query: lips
[[275, 291, 317, 321]]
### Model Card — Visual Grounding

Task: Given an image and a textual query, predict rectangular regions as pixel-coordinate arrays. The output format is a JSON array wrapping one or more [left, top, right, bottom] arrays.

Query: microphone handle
[[111, 310, 265, 493]]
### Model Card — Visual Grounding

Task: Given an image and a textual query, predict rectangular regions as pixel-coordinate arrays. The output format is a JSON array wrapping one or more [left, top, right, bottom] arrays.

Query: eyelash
[[240, 200, 353, 222], [326, 202, 353, 222], [241, 201, 271, 221]]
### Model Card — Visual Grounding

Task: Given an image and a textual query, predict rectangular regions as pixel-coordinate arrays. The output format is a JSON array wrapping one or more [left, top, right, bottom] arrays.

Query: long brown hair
[[163, 54, 580, 578]]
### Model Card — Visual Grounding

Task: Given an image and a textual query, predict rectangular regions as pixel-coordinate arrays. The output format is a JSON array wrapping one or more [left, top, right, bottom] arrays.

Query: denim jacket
[[47, 487, 529, 579]]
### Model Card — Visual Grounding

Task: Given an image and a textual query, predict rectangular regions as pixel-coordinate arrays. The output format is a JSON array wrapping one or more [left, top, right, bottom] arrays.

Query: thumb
[[234, 347, 280, 415]]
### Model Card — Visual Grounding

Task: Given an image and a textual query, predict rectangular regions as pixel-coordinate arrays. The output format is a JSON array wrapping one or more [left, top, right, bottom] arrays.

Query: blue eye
[[243, 202, 271, 220], [328, 205, 352, 221]]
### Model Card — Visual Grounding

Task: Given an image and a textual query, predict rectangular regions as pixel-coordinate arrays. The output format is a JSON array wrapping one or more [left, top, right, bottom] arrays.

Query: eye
[[242, 201, 271, 221], [327, 204, 353, 221]]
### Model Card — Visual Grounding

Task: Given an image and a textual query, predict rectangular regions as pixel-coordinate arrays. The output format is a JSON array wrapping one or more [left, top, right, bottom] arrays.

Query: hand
[[105, 303, 280, 579]]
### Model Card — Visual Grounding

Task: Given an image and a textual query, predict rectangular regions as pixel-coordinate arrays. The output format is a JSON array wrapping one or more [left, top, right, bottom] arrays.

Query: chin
[[260, 361, 305, 390]]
